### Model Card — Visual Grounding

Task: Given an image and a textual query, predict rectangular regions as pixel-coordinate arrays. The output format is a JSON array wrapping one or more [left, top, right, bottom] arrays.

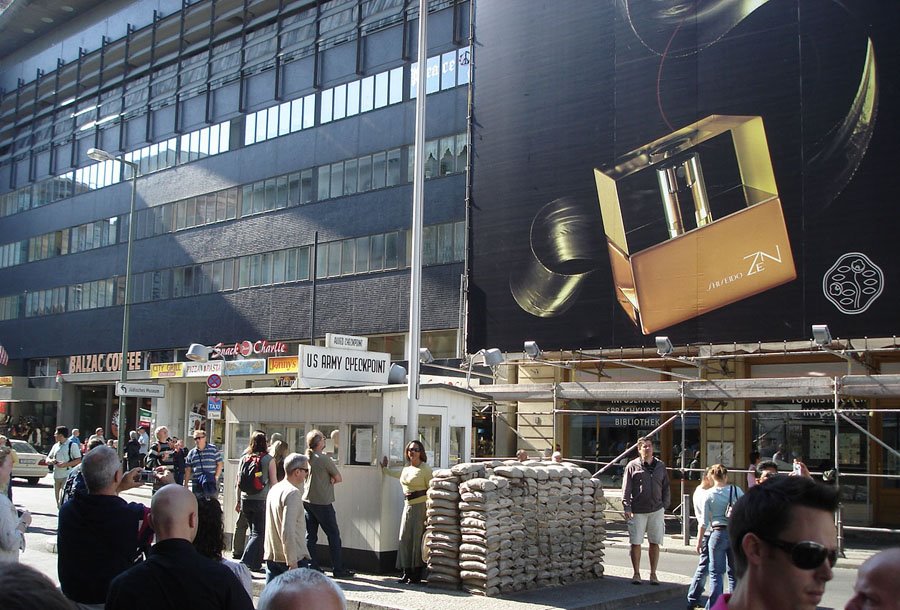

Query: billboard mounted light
[[655, 336, 674, 357], [186, 343, 212, 362], [812, 324, 833, 346], [524, 341, 542, 360]]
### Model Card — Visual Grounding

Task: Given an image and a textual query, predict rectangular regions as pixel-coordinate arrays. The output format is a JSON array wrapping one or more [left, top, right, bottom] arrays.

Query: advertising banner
[[469, 1, 897, 351]]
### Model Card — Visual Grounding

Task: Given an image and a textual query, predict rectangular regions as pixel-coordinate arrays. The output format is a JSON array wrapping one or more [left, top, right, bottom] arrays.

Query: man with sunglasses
[[184, 429, 223, 498], [719, 475, 839, 610], [264, 453, 313, 583]]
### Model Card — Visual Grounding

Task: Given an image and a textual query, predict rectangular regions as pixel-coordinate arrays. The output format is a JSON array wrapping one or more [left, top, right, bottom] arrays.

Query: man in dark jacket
[[57, 446, 171, 608], [622, 436, 670, 585], [106, 484, 253, 610]]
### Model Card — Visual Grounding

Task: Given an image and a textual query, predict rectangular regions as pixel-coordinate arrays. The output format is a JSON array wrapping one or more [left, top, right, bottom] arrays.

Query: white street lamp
[[87, 148, 138, 460]]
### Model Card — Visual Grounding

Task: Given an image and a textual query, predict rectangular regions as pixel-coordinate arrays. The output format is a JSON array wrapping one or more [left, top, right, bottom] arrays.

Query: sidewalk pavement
[[20, 482, 883, 610]]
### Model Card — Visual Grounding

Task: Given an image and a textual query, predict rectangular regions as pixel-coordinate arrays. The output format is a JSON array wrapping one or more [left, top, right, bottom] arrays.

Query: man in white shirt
[[48, 426, 82, 507], [264, 453, 311, 582]]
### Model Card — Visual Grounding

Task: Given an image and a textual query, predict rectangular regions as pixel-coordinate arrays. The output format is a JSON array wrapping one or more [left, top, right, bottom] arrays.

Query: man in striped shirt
[[184, 429, 222, 498]]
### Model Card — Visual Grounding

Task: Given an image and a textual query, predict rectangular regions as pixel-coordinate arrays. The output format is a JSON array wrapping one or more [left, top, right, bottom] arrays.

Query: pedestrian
[[304, 429, 354, 579], [59, 437, 105, 506], [137, 426, 150, 465], [516, 449, 528, 462], [57, 445, 171, 607], [698, 464, 742, 609], [1, 563, 75, 610], [184, 429, 223, 498], [236, 430, 276, 572], [746, 452, 760, 488], [125, 431, 142, 471], [258, 568, 346, 610], [381, 440, 432, 584], [48, 426, 82, 507], [756, 460, 779, 484], [193, 495, 253, 597], [170, 437, 187, 485], [0, 434, 17, 501], [264, 452, 312, 582], [145, 426, 175, 493], [622, 436, 670, 585], [105, 485, 253, 610], [0, 446, 31, 563], [87, 427, 105, 446], [845, 547, 900, 610], [687, 466, 716, 610], [270, 439, 289, 482], [717, 475, 839, 610]]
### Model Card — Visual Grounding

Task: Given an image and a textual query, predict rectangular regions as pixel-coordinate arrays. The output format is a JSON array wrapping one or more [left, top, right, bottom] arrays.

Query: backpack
[[238, 453, 265, 493], [60, 467, 87, 505]]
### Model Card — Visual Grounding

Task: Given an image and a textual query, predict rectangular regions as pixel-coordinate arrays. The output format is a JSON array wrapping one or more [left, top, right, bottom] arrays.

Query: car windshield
[[10, 440, 38, 454]]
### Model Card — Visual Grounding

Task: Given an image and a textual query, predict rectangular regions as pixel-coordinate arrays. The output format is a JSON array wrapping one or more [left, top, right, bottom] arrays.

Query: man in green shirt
[[302, 429, 354, 579]]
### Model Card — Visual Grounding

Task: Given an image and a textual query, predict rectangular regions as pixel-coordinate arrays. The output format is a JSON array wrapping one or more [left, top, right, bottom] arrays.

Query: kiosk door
[[418, 406, 448, 468]]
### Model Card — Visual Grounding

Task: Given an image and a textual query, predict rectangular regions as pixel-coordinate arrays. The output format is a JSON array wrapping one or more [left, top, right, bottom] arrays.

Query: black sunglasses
[[406, 447, 421, 453], [761, 538, 837, 570]]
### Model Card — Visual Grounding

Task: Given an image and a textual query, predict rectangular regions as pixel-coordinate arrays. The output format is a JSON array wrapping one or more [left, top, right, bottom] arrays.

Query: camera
[[138, 469, 156, 483]]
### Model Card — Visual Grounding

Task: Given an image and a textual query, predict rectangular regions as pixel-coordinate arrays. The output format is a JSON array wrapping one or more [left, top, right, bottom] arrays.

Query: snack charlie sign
[[298, 345, 390, 388]]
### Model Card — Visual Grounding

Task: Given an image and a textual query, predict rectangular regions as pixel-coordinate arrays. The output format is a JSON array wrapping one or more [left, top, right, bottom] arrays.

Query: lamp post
[[87, 148, 138, 460]]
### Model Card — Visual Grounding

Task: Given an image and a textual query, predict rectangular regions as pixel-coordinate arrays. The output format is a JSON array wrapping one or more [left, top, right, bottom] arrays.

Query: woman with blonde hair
[[0, 446, 31, 563], [270, 439, 289, 482], [697, 464, 743, 609], [686, 465, 716, 609]]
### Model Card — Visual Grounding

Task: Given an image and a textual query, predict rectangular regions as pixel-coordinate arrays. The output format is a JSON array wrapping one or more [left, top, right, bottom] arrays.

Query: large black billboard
[[468, 0, 898, 352]]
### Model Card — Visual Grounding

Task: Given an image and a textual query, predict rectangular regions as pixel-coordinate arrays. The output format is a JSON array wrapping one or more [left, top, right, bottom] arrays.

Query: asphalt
[[13, 478, 887, 610]]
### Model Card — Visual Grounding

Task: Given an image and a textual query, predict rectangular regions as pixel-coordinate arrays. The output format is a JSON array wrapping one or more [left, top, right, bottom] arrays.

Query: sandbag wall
[[423, 460, 606, 596]]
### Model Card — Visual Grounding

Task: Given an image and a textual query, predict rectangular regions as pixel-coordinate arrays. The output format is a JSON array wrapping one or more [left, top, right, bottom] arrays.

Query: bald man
[[258, 568, 346, 610], [106, 485, 253, 610], [845, 547, 900, 610]]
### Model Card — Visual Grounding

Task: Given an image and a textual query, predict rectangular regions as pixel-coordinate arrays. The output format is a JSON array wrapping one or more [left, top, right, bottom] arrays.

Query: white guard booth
[[213, 383, 481, 573]]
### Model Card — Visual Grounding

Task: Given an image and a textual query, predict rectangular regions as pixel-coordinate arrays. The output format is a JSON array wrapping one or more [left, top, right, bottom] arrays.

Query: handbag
[[724, 485, 735, 519]]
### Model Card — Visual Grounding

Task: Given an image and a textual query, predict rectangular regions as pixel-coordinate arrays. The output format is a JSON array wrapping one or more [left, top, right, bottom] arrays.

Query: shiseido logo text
[[744, 245, 783, 276], [707, 245, 784, 292]]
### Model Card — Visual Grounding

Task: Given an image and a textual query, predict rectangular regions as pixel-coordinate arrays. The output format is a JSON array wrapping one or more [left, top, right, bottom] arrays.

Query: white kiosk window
[[349, 424, 377, 466], [312, 423, 341, 462], [229, 423, 253, 459], [418, 414, 442, 468], [450, 426, 466, 466], [388, 425, 406, 466]]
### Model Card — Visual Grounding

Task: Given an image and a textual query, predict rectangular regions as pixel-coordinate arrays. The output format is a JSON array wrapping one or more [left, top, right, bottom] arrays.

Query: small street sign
[[207, 373, 222, 389], [115, 383, 166, 398]]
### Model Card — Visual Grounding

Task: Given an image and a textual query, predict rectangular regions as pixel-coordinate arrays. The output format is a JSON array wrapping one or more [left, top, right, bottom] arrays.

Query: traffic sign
[[207, 396, 222, 420], [207, 373, 222, 389], [115, 383, 166, 398]]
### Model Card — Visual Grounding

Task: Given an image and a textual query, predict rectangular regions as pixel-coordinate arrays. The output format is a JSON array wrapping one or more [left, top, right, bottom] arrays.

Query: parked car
[[10, 439, 49, 485]]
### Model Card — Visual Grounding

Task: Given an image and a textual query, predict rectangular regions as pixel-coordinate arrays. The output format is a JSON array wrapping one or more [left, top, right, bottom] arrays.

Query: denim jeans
[[706, 528, 735, 609], [305, 502, 344, 573], [687, 533, 710, 606], [240, 499, 266, 571]]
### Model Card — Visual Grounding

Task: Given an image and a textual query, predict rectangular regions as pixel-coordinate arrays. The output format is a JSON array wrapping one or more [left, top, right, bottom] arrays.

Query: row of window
[[11, 220, 464, 319], [244, 94, 316, 147], [0, 133, 466, 270], [2, 45, 470, 219], [0, 120, 232, 217]]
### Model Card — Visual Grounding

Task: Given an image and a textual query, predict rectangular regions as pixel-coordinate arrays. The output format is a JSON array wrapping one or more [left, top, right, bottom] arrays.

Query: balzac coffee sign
[[69, 351, 143, 374]]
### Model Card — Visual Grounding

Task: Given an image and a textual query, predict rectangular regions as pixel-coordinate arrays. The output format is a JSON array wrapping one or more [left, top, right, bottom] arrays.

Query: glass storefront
[[753, 400, 869, 519]]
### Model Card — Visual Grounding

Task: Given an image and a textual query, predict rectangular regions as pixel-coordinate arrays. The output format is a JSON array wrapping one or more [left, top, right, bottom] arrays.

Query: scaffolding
[[482, 374, 900, 552]]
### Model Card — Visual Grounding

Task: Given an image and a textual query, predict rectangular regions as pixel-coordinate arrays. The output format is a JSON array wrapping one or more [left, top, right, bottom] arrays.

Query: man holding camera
[[58, 446, 173, 609]]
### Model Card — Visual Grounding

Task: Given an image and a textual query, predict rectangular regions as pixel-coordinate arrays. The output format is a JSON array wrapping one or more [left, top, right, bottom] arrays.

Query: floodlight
[[483, 348, 504, 367], [419, 348, 434, 363], [655, 336, 674, 357], [524, 341, 542, 360], [812, 324, 833, 346], [388, 363, 408, 384]]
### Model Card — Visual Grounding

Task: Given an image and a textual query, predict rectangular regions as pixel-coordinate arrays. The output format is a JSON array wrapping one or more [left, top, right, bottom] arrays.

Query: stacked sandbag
[[424, 468, 463, 588], [425, 460, 605, 596]]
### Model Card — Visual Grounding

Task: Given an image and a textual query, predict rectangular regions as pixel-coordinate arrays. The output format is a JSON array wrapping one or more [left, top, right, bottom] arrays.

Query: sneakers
[[332, 569, 355, 579]]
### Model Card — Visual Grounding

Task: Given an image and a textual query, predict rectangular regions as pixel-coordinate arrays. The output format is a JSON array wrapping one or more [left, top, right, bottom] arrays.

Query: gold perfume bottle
[[594, 115, 796, 334]]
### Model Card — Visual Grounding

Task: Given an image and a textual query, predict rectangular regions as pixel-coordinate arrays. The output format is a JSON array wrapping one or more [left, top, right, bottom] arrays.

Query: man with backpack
[[60, 438, 106, 506], [236, 430, 277, 572], [48, 426, 82, 508]]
